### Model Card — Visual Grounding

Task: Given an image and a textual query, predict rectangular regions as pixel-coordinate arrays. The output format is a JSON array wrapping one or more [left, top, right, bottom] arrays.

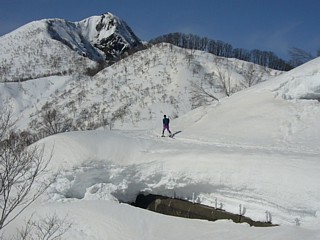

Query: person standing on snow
[[162, 115, 172, 137]]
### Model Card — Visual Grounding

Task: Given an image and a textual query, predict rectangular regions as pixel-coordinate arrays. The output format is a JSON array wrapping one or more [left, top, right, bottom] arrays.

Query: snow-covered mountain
[[48, 12, 142, 61], [0, 13, 141, 82], [1, 13, 320, 240], [0, 43, 281, 134]]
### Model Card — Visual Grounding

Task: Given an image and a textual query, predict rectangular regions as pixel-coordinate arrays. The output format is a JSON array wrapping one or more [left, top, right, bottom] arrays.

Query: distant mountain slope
[[0, 43, 281, 134], [0, 13, 142, 82], [0, 20, 95, 82]]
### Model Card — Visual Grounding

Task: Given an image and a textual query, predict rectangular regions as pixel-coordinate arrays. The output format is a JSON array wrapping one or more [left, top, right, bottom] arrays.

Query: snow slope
[[4, 58, 320, 239], [0, 43, 281, 133], [0, 20, 96, 82], [0, 13, 141, 82]]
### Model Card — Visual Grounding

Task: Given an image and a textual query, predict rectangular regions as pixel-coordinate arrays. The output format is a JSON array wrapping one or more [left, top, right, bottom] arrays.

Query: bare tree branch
[[239, 63, 264, 88], [14, 213, 71, 240], [0, 107, 54, 231], [0, 106, 15, 141], [288, 47, 314, 67], [213, 57, 233, 96], [190, 81, 219, 109]]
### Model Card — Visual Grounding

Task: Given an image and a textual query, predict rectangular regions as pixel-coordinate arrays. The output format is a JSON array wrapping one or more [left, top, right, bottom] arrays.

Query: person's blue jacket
[[163, 117, 170, 125]]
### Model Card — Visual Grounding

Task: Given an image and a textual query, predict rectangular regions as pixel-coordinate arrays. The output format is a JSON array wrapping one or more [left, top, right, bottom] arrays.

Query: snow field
[[1, 27, 320, 238]]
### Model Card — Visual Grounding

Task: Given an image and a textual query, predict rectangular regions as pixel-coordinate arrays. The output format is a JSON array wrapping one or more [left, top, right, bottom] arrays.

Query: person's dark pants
[[162, 124, 171, 135]]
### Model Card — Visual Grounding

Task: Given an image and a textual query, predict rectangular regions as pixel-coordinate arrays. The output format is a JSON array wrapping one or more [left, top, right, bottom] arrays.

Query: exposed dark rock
[[133, 193, 278, 227], [46, 13, 142, 63], [93, 13, 142, 62]]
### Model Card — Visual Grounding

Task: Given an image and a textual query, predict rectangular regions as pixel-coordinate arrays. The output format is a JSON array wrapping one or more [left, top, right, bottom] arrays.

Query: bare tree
[[288, 47, 314, 67], [106, 104, 132, 130], [239, 63, 263, 87], [150, 32, 290, 71], [190, 80, 219, 109], [0, 108, 54, 231], [184, 53, 194, 66], [214, 57, 233, 96], [13, 214, 71, 240], [30, 103, 72, 137], [0, 107, 14, 140]]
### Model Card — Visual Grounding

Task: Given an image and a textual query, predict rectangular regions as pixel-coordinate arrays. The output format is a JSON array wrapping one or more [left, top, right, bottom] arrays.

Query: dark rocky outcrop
[[46, 13, 142, 63], [93, 13, 142, 62], [133, 193, 278, 227]]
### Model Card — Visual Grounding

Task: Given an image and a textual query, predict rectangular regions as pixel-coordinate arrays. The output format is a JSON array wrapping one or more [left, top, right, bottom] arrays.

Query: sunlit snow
[[1, 16, 320, 238], [2, 57, 320, 239]]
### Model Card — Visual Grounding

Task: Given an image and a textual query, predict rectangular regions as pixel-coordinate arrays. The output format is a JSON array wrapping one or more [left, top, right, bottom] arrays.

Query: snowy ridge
[[78, 12, 141, 55], [46, 13, 142, 61], [0, 13, 141, 82], [46, 18, 104, 61], [0, 43, 281, 132], [0, 19, 96, 82]]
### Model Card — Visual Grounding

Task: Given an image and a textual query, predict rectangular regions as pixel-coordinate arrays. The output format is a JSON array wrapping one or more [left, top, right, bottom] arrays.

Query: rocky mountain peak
[[79, 13, 142, 62], [0, 12, 143, 82], [45, 12, 142, 63]]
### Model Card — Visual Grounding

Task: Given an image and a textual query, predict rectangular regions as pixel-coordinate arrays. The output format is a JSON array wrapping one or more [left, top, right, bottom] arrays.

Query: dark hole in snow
[[131, 193, 278, 227], [299, 93, 320, 102]]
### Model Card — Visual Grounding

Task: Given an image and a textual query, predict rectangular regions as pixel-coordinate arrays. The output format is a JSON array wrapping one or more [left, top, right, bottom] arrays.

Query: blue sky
[[1, 0, 319, 59]]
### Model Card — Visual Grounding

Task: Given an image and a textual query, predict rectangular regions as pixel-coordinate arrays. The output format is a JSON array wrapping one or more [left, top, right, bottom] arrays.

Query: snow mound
[[271, 57, 320, 101]]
